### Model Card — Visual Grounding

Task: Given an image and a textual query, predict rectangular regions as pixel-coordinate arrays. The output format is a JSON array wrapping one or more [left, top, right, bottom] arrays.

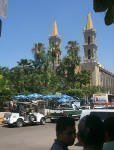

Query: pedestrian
[[9, 100, 13, 111], [77, 115, 104, 150], [102, 116, 114, 150], [50, 116, 76, 150]]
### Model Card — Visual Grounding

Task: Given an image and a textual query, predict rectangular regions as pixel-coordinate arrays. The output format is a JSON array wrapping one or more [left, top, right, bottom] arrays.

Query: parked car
[[49, 105, 81, 122], [80, 109, 114, 121], [93, 105, 114, 109], [4, 102, 46, 127], [79, 105, 90, 110], [49, 112, 64, 122], [98, 106, 114, 109]]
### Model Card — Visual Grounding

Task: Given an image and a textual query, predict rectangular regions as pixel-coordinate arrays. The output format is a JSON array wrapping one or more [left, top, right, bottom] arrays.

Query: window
[[88, 36, 90, 44], [88, 49, 91, 59], [90, 111, 114, 121]]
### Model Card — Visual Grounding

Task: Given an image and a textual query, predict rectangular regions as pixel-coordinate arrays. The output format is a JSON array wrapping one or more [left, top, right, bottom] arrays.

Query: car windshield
[[90, 111, 114, 121]]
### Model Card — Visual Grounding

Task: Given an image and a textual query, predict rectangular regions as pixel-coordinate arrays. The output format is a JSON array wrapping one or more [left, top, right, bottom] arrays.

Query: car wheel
[[29, 114, 36, 123], [8, 124, 13, 128], [16, 119, 24, 127], [40, 118, 45, 125], [50, 119, 56, 123]]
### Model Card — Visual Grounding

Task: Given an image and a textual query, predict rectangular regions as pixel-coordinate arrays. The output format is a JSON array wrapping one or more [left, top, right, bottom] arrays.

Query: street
[[0, 122, 82, 150]]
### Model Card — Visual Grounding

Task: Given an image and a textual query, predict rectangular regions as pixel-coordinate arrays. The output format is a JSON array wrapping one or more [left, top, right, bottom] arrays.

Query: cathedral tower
[[81, 12, 99, 86], [83, 12, 98, 63], [48, 21, 61, 70]]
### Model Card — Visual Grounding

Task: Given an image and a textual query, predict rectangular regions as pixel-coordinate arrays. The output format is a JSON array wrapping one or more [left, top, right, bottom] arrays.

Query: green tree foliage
[[66, 89, 84, 97], [66, 41, 81, 65], [0, 67, 15, 109], [32, 43, 46, 71], [56, 41, 90, 91], [0, 40, 91, 105], [93, 0, 114, 25], [76, 70, 90, 88], [9, 59, 49, 94], [48, 38, 61, 70], [64, 41, 81, 87]]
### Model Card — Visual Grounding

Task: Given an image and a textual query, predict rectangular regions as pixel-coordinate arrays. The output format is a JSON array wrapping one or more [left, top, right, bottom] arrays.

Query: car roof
[[17, 102, 31, 105], [80, 109, 114, 120], [17, 102, 38, 106]]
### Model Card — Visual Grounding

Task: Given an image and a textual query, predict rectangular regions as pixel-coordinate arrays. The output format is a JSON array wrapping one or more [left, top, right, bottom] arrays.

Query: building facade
[[32, 13, 114, 93], [81, 12, 114, 93]]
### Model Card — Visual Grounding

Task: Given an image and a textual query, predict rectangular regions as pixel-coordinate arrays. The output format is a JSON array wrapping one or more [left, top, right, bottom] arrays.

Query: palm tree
[[66, 41, 81, 65], [32, 43, 46, 62], [65, 41, 81, 87]]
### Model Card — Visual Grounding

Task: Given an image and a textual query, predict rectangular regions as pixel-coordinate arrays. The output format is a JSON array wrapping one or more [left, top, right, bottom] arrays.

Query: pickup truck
[[49, 107, 81, 122]]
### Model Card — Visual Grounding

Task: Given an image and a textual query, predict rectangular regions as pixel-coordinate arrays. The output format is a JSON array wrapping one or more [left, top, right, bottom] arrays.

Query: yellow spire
[[51, 20, 58, 36], [86, 12, 94, 30]]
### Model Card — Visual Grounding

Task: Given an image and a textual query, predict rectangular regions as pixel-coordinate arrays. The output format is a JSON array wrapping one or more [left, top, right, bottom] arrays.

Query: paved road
[[0, 122, 83, 150]]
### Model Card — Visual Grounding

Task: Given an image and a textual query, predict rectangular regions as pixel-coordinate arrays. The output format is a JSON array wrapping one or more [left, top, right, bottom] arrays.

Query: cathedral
[[81, 12, 114, 93], [33, 13, 114, 93]]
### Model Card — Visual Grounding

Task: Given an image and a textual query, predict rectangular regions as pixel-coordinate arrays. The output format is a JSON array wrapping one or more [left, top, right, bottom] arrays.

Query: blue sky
[[0, 0, 114, 72]]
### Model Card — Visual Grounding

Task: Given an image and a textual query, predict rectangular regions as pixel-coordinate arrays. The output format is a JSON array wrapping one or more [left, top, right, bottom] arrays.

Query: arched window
[[88, 49, 91, 59], [88, 36, 90, 44]]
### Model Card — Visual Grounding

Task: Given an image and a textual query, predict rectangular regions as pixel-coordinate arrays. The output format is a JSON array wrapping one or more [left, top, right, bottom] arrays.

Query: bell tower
[[48, 21, 61, 70], [83, 12, 98, 63]]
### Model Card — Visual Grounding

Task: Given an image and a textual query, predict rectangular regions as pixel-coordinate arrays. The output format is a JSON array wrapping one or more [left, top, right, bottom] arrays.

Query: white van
[[80, 109, 114, 121]]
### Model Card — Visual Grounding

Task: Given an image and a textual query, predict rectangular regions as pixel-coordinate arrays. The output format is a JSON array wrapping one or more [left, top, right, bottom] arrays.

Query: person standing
[[102, 116, 114, 150], [50, 116, 76, 150], [77, 115, 104, 150]]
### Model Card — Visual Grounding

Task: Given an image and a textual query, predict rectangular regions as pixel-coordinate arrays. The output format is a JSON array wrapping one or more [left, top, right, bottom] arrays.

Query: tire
[[50, 119, 56, 123], [16, 118, 24, 127], [29, 114, 36, 123], [8, 124, 13, 128], [40, 118, 46, 125]]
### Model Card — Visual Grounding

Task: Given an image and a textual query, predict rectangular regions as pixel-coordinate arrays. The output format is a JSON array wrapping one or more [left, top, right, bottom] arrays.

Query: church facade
[[32, 13, 114, 93], [81, 12, 114, 93]]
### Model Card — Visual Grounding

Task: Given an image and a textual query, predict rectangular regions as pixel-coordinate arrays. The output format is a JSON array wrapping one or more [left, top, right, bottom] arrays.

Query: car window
[[107, 112, 114, 118], [99, 106, 114, 109], [90, 111, 114, 121], [107, 107, 114, 109]]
